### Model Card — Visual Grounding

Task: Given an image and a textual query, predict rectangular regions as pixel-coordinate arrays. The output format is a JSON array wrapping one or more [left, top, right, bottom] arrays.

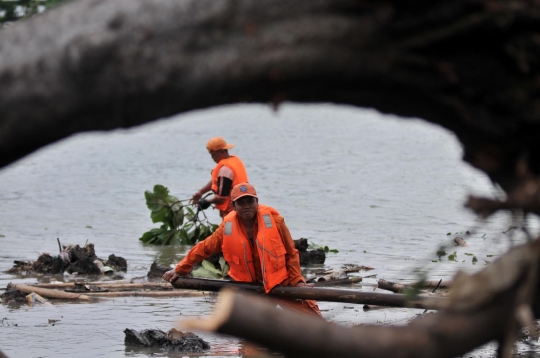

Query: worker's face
[[233, 196, 258, 221], [209, 150, 225, 163]]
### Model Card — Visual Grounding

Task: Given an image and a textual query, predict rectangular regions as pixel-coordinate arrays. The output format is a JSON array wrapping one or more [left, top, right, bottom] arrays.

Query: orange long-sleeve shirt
[[175, 213, 305, 287]]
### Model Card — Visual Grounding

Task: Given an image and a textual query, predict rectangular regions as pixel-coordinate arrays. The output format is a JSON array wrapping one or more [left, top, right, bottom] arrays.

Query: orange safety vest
[[221, 205, 288, 293], [211, 155, 248, 211]]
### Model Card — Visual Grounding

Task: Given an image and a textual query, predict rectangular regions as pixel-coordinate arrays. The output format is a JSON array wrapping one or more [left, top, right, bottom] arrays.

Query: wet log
[[83, 291, 210, 298], [34, 282, 172, 290], [11, 284, 93, 301], [170, 277, 445, 310], [377, 279, 407, 294], [179, 285, 519, 358]]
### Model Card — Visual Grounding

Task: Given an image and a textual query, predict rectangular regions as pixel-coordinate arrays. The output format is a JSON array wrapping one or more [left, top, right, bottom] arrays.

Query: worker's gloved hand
[[197, 199, 211, 210]]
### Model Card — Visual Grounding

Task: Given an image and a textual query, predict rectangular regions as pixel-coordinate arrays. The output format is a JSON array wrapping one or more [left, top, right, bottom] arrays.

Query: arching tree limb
[[1, 0, 540, 195]]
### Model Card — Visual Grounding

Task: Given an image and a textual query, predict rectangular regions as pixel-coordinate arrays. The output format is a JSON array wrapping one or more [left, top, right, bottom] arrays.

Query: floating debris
[[124, 328, 210, 352], [294, 238, 325, 265], [7, 243, 127, 276]]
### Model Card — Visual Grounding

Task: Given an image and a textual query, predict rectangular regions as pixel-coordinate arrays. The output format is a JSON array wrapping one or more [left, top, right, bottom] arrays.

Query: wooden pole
[[313, 277, 362, 286], [82, 290, 211, 298], [33, 282, 172, 290], [170, 277, 446, 310], [12, 284, 93, 301]]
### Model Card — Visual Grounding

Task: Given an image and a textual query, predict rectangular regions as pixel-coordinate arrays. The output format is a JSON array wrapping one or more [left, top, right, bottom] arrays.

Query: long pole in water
[[170, 277, 446, 310]]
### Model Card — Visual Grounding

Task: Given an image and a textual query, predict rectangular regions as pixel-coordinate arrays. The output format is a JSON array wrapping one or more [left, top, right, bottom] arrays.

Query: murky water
[[0, 104, 536, 357]]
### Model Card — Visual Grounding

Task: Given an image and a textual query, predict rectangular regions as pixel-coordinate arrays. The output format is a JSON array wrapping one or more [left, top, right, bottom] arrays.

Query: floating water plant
[[139, 184, 218, 245]]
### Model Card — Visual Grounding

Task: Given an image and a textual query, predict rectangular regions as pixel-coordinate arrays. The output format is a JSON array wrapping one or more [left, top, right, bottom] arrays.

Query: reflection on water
[[0, 104, 534, 357]]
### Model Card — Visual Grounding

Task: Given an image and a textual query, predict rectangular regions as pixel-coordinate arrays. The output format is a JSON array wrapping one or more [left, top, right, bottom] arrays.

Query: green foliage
[[139, 184, 219, 245], [308, 241, 339, 253], [0, 0, 73, 24], [191, 257, 230, 279]]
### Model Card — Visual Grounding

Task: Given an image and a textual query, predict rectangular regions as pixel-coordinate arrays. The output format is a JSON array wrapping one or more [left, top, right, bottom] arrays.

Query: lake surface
[[0, 104, 535, 357]]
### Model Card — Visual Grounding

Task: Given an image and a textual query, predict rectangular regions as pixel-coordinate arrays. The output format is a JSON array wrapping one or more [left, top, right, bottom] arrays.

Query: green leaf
[[219, 256, 227, 270], [464, 253, 474, 256], [436, 249, 447, 257], [178, 230, 190, 244], [144, 185, 169, 211], [165, 195, 179, 205], [472, 256, 478, 263], [201, 260, 222, 275], [191, 266, 222, 279], [151, 206, 170, 224], [192, 227, 201, 244], [221, 262, 230, 276], [448, 252, 457, 261], [172, 210, 184, 228], [139, 227, 165, 243], [185, 206, 196, 221], [328, 249, 339, 253]]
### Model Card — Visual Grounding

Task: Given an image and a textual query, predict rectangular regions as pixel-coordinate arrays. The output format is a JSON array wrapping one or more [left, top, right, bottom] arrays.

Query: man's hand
[[197, 198, 211, 210], [296, 282, 314, 287], [191, 191, 202, 204], [162, 269, 180, 282]]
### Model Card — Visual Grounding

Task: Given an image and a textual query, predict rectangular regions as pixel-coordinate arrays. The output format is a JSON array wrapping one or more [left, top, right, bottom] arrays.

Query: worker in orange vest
[[191, 137, 248, 219], [164, 182, 322, 317]]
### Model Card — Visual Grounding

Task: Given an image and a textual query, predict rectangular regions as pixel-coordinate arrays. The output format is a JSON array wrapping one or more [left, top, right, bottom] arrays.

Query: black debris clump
[[294, 238, 326, 265], [124, 328, 210, 352], [7, 243, 127, 276]]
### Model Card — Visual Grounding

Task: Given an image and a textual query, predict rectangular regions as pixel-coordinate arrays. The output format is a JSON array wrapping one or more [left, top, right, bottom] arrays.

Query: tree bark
[[180, 286, 517, 358], [1, 0, 540, 196]]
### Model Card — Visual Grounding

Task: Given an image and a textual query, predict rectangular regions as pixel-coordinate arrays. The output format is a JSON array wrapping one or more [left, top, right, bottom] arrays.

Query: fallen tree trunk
[[180, 286, 518, 358], [11, 284, 93, 301], [178, 239, 540, 358], [171, 277, 445, 310]]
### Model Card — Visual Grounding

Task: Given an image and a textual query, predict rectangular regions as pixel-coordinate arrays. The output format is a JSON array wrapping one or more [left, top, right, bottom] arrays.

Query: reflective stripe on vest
[[210, 156, 248, 211], [221, 205, 288, 293]]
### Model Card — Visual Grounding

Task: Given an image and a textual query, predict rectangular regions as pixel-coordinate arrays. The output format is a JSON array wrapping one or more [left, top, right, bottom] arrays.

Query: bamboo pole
[[170, 277, 446, 310], [12, 284, 93, 301]]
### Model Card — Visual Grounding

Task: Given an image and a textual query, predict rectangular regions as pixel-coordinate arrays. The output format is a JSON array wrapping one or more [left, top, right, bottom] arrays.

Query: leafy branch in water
[[139, 184, 219, 245]]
